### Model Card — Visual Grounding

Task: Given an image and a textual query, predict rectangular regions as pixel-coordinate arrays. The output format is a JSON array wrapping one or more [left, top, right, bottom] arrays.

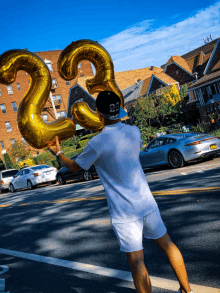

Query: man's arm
[[57, 153, 82, 173], [49, 136, 82, 173]]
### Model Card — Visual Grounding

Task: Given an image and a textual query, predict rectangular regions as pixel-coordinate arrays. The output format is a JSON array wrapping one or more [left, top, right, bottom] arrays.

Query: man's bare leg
[[154, 232, 192, 293], [126, 249, 152, 293]]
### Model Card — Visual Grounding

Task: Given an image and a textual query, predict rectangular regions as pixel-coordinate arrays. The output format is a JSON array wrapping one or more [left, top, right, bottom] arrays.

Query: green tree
[[134, 94, 157, 127], [180, 84, 188, 100], [8, 140, 31, 162], [133, 96, 158, 145], [154, 97, 176, 127], [3, 153, 15, 169], [171, 84, 189, 124]]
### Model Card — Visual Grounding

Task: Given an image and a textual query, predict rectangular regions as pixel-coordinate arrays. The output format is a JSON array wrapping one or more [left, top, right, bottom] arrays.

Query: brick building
[[0, 50, 94, 157]]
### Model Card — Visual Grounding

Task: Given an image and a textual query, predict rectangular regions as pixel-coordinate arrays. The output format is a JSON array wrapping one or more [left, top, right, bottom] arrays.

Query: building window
[[176, 70, 179, 74], [209, 84, 217, 96], [6, 85, 13, 94], [0, 88, 2, 96], [44, 59, 53, 72], [10, 139, 15, 145], [52, 79, 58, 88], [57, 95, 62, 103], [78, 63, 82, 68], [0, 141, 4, 148], [11, 102, 18, 112], [52, 95, 57, 104], [80, 74, 85, 77], [65, 80, 70, 85], [17, 83, 21, 90], [42, 114, 48, 121], [57, 111, 66, 118], [5, 122, 12, 132], [52, 95, 62, 103], [0, 104, 7, 114]]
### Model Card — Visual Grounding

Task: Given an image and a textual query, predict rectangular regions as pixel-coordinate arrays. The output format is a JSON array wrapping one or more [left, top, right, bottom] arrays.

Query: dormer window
[[78, 63, 82, 68]]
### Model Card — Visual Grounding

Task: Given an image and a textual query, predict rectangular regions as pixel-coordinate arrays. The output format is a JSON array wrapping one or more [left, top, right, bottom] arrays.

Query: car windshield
[[2, 170, 18, 178], [31, 165, 50, 171]]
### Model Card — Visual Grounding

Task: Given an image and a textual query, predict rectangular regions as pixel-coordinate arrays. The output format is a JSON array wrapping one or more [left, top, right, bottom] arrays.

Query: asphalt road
[[0, 157, 220, 293]]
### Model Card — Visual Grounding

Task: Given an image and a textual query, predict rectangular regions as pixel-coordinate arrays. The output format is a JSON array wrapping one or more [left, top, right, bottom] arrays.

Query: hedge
[[62, 146, 77, 153], [79, 132, 99, 141], [64, 148, 84, 159], [76, 139, 90, 149]]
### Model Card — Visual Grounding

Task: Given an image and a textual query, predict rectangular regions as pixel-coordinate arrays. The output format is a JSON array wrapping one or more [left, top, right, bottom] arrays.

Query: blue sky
[[1, 0, 220, 72]]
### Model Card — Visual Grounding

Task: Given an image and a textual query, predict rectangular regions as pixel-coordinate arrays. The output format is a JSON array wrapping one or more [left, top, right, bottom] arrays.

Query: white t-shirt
[[75, 121, 158, 223]]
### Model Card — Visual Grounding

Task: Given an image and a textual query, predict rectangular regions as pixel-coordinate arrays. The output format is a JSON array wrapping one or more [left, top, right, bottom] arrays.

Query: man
[[49, 91, 193, 293]]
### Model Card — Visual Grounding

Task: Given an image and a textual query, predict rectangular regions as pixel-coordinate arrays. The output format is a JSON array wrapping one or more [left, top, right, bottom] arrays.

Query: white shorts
[[111, 208, 167, 252]]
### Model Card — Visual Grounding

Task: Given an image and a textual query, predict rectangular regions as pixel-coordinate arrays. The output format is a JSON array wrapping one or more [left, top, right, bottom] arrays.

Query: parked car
[[56, 155, 98, 185], [9, 165, 57, 192], [0, 169, 19, 193], [139, 132, 220, 169]]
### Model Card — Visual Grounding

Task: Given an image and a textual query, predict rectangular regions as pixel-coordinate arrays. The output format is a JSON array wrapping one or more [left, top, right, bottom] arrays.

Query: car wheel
[[83, 170, 93, 181], [27, 180, 34, 190], [168, 150, 185, 168], [10, 184, 16, 193], [57, 175, 66, 185]]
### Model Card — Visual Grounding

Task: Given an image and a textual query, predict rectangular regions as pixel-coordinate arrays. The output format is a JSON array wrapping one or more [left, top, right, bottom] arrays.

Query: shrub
[[62, 146, 77, 153], [210, 128, 220, 137], [77, 139, 90, 149], [64, 148, 84, 159], [79, 132, 99, 141], [3, 153, 15, 169], [33, 151, 55, 167], [0, 158, 5, 170], [18, 158, 35, 168]]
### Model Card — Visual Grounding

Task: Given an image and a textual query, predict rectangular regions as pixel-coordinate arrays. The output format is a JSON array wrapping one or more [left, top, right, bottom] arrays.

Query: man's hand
[[49, 136, 61, 156]]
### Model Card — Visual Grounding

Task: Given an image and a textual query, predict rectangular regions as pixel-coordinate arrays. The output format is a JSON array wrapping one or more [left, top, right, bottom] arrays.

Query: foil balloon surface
[[0, 49, 76, 149], [58, 39, 125, 132]]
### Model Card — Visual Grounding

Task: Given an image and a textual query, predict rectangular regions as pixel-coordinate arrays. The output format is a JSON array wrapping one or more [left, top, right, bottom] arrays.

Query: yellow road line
[[0, 188, 219, 208]]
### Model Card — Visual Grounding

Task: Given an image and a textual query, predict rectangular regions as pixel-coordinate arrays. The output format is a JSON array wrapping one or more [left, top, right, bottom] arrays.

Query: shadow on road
[[0, 164, 220, 290]]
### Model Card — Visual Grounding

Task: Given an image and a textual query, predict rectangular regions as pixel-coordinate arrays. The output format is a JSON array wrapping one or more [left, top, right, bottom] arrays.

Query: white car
[[9, 165, 57, 192], [0, 169, 19, 193]]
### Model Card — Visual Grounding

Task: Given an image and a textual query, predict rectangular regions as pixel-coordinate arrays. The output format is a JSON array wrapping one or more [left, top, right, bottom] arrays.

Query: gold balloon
[[58, 39, 125, 132], [0, 49, 76, 149]]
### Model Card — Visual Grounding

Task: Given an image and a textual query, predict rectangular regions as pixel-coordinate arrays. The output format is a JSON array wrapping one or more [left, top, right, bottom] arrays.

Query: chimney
[[150, 66, 154, 71]]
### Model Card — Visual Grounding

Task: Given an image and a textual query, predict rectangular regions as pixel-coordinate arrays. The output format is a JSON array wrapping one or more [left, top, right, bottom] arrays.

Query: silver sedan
[[139, 133, 220, 169]]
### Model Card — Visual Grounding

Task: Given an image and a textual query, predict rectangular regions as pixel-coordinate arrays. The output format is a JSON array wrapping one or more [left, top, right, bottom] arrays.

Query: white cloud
[[100, 2, 220, 72]]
